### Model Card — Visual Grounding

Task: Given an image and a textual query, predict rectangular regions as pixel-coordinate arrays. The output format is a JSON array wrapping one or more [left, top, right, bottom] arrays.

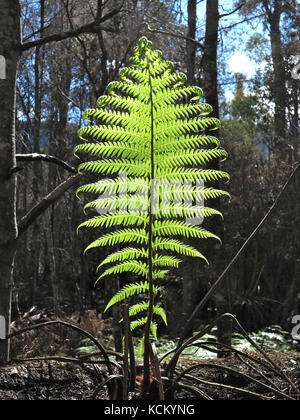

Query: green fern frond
[[75, 37, 229, 352]]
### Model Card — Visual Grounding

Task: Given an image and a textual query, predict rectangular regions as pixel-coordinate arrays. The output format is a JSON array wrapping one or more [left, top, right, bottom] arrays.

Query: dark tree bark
[[181, 0, 199, 337], [29, 0, 45, 307], [202, 0, 233, 352], [237, 0, 287, 145], [202, 0, 219, 119], [186, 0, 197, 85], [262, 0, 287, 143], [0, 0, 123, 362], [0, 0, 21, 363]]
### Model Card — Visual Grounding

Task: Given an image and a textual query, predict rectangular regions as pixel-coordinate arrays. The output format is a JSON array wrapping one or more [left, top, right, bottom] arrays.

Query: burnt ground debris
[[0, 310, 299, 400]]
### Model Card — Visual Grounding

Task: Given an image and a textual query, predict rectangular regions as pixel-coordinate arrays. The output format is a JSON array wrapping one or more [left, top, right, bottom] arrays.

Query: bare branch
[[145, 23, 205, 51], [18, 173, 82, 237], [219, 13, 265, 32], [219, 3, 245, 18], [262, 0, 272, 18], [20, 5, 123, 52], [57, 86, 83, 110], [16, 153, 77, 173], [23, 23, 51, 42], [21, 23, 114, 51], [145, 13, 260, 52]]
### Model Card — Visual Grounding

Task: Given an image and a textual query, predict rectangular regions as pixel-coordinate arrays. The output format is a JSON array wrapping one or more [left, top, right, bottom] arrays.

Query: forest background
[[0, 0, 299, 359]]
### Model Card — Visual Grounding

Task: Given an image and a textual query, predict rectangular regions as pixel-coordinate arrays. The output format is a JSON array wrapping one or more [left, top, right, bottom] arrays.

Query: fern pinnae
[[76, 177, 149, 198], [78, 213, 148, 231], [153, 255, 182, 268], [97, 247, 147, 270], [130, 318, 158, 342], [104, 281, 161, 313], [153, 220, 221, 241], [156, 167, 230, 183], [74, 142, 149, 160], [153, 238, 209, 263], [75, 38, 229, 379], [154, 103, 213, 123], [124, 302, 167, 327], [84, 228, 148, 254], [156, 135, 221, 153], [156, 149, 228, 168], [97, 260, 148, 281]]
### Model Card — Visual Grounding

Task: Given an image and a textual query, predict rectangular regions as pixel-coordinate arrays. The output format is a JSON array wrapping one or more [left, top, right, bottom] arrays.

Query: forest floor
[[0, 353, 299, 400], [0, 310, 299, 400]]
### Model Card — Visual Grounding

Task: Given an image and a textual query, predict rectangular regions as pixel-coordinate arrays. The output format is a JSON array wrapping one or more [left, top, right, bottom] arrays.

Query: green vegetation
[[75, 37, 229, 386]]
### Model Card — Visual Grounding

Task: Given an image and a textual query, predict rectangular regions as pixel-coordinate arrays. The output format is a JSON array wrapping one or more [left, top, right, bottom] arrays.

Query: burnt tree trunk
[[202, 0, 219, 119], [0, 0, 21, 363], [262, 0, 287, 145], [181, 0, 199, 337], [186, 0, 197, 86], [202, 0, 233, 352]]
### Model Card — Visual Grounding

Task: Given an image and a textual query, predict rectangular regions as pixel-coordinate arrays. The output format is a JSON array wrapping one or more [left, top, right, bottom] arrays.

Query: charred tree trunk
[[0, 0, 21, 363], [262, 0, 287, 146], [186, 0, 197, 86], [202, 0, 233, 352], [202, 0, 219, 119], [29, 0, 46, 307], [181, 0, 199, 337]]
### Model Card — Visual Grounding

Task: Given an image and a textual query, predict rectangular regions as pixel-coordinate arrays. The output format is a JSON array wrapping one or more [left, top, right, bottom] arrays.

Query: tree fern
[[75, 37, 229, 388]]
